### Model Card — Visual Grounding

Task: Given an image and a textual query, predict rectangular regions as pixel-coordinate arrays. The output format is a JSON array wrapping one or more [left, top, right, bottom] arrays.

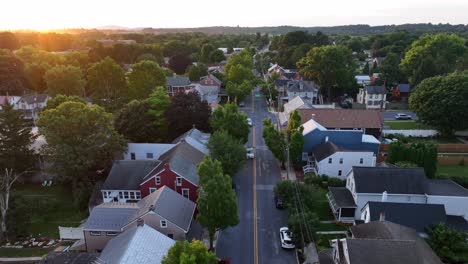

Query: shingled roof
[[298, 109, 383, 129], [166, 76, 191, 87], [102, 160, 161, 190], [365, 85, 387, 94]]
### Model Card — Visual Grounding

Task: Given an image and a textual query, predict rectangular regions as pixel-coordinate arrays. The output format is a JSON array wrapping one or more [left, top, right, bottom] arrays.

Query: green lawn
[[316, 222, 347, 232], [437, 165, 468, 178], [384, 121, 433, 130], [405, 137, 462, 144], [0, 247, 52, 257], [10, 184, 88, 238]]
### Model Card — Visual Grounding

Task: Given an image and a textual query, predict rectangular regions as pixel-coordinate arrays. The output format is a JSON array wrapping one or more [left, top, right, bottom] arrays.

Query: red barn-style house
[[100, 129, 208, 205]]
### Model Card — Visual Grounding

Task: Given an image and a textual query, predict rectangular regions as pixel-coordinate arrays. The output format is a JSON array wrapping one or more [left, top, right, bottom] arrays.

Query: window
[[124, 192, 129, 199], [369, 94, 373, 99], [160, 220, 167, 228], [118, 192, 123, 199], [182, 189, 189, 199], [146, 153, 154, 159], [176, 177, 182, 186], [135, 192, 141, 200], [167, 234, 174, 239], [149, 187, 157, 193], [130, 192, 135, 199], [130, 153, 136, 160], [106, 232, 118, 236], [339, 158, 343, 164], [90, 231, 101, 236], [302, 152, 309, 161], [338, 170, 342, 176], [328, 158, 332, 164], [359, 158, 363, 164], [156, 176, 161, 185], [103, 192, 108, 198]]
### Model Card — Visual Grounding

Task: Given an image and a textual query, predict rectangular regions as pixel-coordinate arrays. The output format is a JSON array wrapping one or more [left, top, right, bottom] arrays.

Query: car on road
[[238, 102, 245, 107], [395, 113, 412, 120], [274, 196, 284, 209], [247, 117, 253, 126], [279, 227, 295, 249], [246, 147, 255, 159]]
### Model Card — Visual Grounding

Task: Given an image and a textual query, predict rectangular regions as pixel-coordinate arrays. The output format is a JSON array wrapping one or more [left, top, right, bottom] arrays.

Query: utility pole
[[286, 146, 290, 180]]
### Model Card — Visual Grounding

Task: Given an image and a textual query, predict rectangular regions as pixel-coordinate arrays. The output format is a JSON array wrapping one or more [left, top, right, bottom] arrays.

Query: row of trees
[[225, 49, 255, 102], [387, 142, 438, 178]]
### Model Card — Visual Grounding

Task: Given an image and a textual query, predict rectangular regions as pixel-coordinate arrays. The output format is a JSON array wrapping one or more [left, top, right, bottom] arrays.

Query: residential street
[[216, 88, 296, 264], [382, 111, 417, 121]]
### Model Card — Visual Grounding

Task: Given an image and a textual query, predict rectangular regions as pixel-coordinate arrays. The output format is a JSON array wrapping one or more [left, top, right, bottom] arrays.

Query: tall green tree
[[297, 45, 356, 101], [147, 87, 170, 142], [289, 128, 305, 166], [210, 49, 226, 63], [211, 103, 249, 143], [263, 118, 286, 167], [380, 53, 406, 86], [208, 130, 246, 177], [43, 94, 86, 111], [226, 80, 252, 103], [45, 65, 86, 96], [287, 110, 302, 136], [427, 224, 468, 264], [224, 49, 253, 74], [186, 64, 208, 82], [387, 142, 437, 178], [87, 57, 127, 111], [128, 60, 166, 100], [0, 104, 36, 240], [409, 72, 468, 136], [200, 44, 215, 63], [0, 49, 29, 95], [401, 33, 466, 85], [197, 157, 239, 249], [166, 91, 211, 139], [24, 62, 50, 93], [37, 102, 126, 197], [162, 240, 218, 264]]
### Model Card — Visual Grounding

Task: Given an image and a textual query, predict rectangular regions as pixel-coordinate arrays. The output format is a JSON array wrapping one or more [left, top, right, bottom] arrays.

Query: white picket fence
[[59, 226, 84, 240], [382, 129, 439, 137]]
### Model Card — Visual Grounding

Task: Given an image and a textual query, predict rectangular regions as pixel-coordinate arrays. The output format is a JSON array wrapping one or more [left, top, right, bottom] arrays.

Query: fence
[[59, 226, 84, 240], [382, 129, 439, 137], [380, 144, 468, 154], [437, 156, 468, 166]]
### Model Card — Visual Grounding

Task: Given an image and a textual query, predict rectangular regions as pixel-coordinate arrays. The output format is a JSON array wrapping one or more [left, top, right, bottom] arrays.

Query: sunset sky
[[1, 0, 467, 30]]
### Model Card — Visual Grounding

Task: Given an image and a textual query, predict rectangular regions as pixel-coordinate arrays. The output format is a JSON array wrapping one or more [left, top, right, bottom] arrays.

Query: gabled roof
[[365, 85, 387, 94], [166, 76, 191, 87], [352, 167, 427, 194], [298, 109, 383, 129], [84, 204, 139, 231], [17, 94, 49, 104], [172, 128, 210, 154], [425, 179, 468, 197], [312, 141, 341, 162], [41, 252, 99, 264], [268, 63, 283, 72], [365, 202, 447, 232], [346, 238, 423, 264], [274, 79, 289, 87], [355, 75, 371, 81], [328, 187, 357, 208], [98, 224, 175, 264], [283, 96, 313, 116], [137, 186, 196, 232], [350, 221, 443, 264], [102, 160, 161, 190], [286, 80, 319, 93], [200, 74, 222, 86]]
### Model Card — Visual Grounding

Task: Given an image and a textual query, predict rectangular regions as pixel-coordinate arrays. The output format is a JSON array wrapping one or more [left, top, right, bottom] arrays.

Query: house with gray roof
[[286, 80, 319, 105], [14, 93, 51, 120], [96, 223, 175, 264], [166, 75, 192, 96], [84, 186, 195, 253], [357, 85, 387, 109], [101, 160, 161, 203], [319, 221, 443, 264], [327, 167, 468, 223]]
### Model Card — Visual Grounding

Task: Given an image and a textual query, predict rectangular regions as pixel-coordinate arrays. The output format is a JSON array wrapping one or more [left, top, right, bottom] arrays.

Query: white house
[[286, 80, 319, 105], [14, 94, 51, 120], [355, 75, 371, 86], [310, 141, 376, 178], [357, 86, 387, 109], [326, 167, 468, 223], [0, 95, 21, 110]]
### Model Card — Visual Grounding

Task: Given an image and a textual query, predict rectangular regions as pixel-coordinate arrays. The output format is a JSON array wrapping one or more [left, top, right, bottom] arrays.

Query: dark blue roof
[[397, 84, 411, 93]]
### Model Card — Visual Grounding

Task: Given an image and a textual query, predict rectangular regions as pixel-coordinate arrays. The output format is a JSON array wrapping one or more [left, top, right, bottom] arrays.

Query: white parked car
[[246, 147, 255, 159], [395, 113, 412, 120], [279, 227, 295, 249], [247, 117, 253, 127]]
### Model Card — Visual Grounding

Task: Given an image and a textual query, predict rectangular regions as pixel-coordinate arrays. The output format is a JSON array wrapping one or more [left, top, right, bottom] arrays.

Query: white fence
[[59, 226, 84, 240], [382, 129, 439, 137]]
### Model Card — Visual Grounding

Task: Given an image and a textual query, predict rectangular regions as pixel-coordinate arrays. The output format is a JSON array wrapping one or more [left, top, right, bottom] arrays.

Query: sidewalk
[[280, 162, 297, 181]]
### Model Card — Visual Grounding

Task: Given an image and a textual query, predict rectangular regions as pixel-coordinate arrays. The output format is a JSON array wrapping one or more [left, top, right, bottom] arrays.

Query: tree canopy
[[128, 60, 166, 100], [401, 33, 467, 85], [43, 94, 86, 111], [208, 130, 246, 177], [197, 156, 239, 249], [211, 103, 249, 143], [0, 49, 29, 95], [263, 118, 286, 166], [162, 240, 218, 264], [409, 72, 468, 136], [427, 224, 468, 264], [45, 65, 86, 96]]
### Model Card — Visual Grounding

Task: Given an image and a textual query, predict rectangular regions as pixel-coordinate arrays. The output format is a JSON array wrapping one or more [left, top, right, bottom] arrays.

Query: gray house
[[327, 167, 468, 223], [166, 76, 192, 96], [286, 80, 319, 104], [84, 186, 195, 253]]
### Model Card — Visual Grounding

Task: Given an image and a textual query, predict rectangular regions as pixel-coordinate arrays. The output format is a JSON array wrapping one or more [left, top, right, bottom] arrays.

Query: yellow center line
[[252, 90, 259, 264]]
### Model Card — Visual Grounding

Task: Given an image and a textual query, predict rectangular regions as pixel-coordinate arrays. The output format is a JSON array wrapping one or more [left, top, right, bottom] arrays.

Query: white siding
[[316, 151, 376, 179], [123, 143, 176, 160], [427, 196, 468, 220], [354, 194, 426, 219]]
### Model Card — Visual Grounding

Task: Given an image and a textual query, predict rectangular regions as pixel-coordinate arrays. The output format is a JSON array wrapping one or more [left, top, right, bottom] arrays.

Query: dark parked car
[[275, 196, 284, 209], [218, 259, 231, 264]]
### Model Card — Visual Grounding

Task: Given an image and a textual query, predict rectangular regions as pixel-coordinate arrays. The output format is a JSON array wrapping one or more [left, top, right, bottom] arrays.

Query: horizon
[[1, 0, 467, 31]]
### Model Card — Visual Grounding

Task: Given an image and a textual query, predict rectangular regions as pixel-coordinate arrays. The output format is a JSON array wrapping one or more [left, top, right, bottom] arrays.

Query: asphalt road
[[216, 88, 296, 264], [382, 111, 417, 121]]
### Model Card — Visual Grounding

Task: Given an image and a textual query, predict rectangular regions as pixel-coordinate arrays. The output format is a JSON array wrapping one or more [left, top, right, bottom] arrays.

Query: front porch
[[326, 187, 357, 223]]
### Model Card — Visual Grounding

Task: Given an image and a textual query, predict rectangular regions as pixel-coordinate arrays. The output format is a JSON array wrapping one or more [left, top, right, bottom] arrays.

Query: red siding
[[140, 166, 198, 203]]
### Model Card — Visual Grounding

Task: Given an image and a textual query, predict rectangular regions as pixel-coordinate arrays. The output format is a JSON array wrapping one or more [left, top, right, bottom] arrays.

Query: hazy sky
[[1, 0, 467, 30]]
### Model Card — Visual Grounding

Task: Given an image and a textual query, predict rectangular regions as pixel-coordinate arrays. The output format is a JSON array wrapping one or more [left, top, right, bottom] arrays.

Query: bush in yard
[[327, 178, 346, 187], [427, 223, 468, 264]]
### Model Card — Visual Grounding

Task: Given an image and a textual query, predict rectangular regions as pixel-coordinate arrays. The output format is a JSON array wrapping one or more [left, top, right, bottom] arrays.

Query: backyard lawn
[[10, 184, 88, 238], [436, 165, 468, 178], [404, 137, 462, 144], [0, 247, 52, 257], [384, 121, 433, 130]]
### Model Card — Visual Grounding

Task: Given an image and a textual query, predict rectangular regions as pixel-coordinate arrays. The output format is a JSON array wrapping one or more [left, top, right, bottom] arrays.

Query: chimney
[[299, 83, 304, 90], [325, 136, 329, 142], [379, 212, 386, 222], [137, 218, 144, 227], [381, 191, 388, 202], [149, 204, 154, 211]]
